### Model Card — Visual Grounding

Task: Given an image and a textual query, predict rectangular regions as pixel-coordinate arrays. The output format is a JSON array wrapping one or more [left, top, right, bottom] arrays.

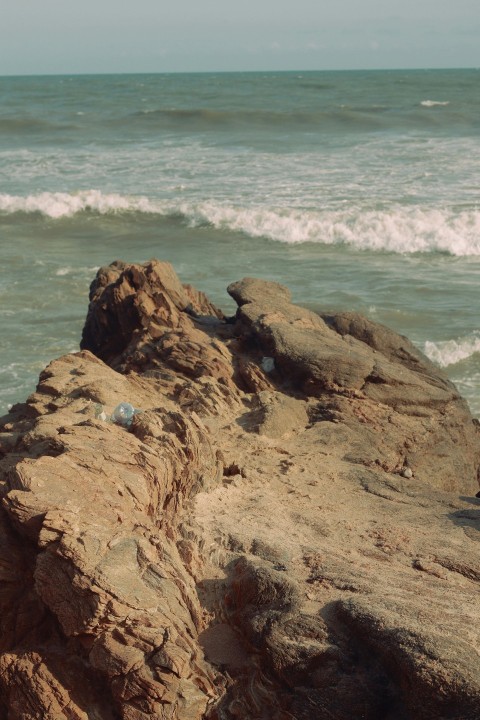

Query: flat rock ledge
[[0, 259, 479, 720]]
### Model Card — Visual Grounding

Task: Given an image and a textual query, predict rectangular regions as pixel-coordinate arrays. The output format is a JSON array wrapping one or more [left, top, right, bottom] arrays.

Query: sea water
[[0, 69, 479, 416]]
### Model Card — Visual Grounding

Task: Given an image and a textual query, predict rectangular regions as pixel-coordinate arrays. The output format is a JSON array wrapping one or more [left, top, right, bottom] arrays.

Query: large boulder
[[228, 276, 479, 494]]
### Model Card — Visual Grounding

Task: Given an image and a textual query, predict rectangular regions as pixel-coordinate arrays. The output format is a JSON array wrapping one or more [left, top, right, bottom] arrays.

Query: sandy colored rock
[[228, 275, 479, 494], [0, 260, 479, 719]]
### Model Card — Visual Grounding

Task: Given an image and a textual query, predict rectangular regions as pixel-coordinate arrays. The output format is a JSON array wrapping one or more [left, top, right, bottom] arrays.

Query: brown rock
[[81, 259, 225, 375], [0, 260, 478, 720], [251, 391, 309, 438], [228, 275, 479, 494]]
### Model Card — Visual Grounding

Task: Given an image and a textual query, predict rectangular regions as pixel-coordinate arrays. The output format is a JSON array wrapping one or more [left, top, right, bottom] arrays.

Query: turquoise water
[[1, 69, 479, 415]]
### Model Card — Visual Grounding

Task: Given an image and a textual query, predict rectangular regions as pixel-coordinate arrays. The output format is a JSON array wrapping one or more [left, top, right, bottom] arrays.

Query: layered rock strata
[[0, 259, 479, 719]]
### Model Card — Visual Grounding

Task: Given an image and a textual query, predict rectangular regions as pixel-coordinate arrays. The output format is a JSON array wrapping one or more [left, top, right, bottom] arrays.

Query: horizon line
[[1, 65, 478, 79]]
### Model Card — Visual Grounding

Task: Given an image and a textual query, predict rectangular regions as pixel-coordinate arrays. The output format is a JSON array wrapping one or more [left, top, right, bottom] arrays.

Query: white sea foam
[[185, 202, 480, 256], [55, 265, 99, 277], [0, 190, 157, 219], [454, 371, 480, 417], [1, 191, 480, 256], [0, 363, 21, 380], [420, 100, 450, 107], [424, 333, 480, 367]]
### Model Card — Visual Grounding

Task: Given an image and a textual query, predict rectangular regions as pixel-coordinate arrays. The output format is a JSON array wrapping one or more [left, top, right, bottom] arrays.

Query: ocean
[[1, 69, 479, 417]]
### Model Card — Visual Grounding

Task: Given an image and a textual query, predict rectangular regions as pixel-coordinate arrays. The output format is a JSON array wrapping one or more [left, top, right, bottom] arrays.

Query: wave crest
[[0, 190, 157, 219], [1, 191, 479, 256], [190, 203, 480, 255], [424, 333, 480, 367]]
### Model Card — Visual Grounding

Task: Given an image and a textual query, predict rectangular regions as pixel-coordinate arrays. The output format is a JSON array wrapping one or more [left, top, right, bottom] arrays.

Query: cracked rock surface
[[0, 259, 479, 719]]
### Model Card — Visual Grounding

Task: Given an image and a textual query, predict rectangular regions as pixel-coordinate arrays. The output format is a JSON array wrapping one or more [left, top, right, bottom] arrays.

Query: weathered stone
[[228, 275, 479, 494], [0, 260, 478, 720]]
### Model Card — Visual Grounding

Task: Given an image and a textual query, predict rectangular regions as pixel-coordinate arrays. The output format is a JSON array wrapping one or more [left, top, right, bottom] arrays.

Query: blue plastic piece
[[111, 402, 136, 427]]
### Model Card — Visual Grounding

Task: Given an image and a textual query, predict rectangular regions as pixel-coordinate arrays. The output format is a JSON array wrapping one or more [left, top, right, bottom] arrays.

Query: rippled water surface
[[1, 69, 479, 415]]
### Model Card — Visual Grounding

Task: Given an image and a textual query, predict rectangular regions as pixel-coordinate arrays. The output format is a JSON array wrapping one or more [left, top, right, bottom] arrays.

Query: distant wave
[[129, 104, 459, 133], [131, 106, 392, 132], [420, 100, 450, 107], [0, 103, 468, 142], [3, 104, 468, 143], [1, 190, 480, 256], [424, 333, 480, 367], [0, 117, 76, 134]]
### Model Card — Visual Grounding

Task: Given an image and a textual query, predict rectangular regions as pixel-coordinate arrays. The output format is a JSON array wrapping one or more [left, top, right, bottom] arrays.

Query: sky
[[1, 0, 479, 75]]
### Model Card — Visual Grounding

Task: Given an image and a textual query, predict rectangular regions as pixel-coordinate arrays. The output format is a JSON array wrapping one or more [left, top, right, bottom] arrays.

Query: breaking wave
[[0, 190, 157, 219], [1, 190, 480, 256], [424, 333, 480, 367]]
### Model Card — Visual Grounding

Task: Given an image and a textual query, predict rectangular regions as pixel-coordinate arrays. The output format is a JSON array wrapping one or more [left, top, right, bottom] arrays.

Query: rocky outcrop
[[0, 259, 479, 719], [228, 276, 479, 493]]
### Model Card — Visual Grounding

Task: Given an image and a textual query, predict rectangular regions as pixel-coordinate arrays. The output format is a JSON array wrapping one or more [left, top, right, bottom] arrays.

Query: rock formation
[[0, 259, 479, 719]]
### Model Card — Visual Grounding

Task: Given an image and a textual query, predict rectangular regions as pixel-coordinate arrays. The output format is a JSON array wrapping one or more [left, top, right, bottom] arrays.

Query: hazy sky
[[1, 0, 479, 75]]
